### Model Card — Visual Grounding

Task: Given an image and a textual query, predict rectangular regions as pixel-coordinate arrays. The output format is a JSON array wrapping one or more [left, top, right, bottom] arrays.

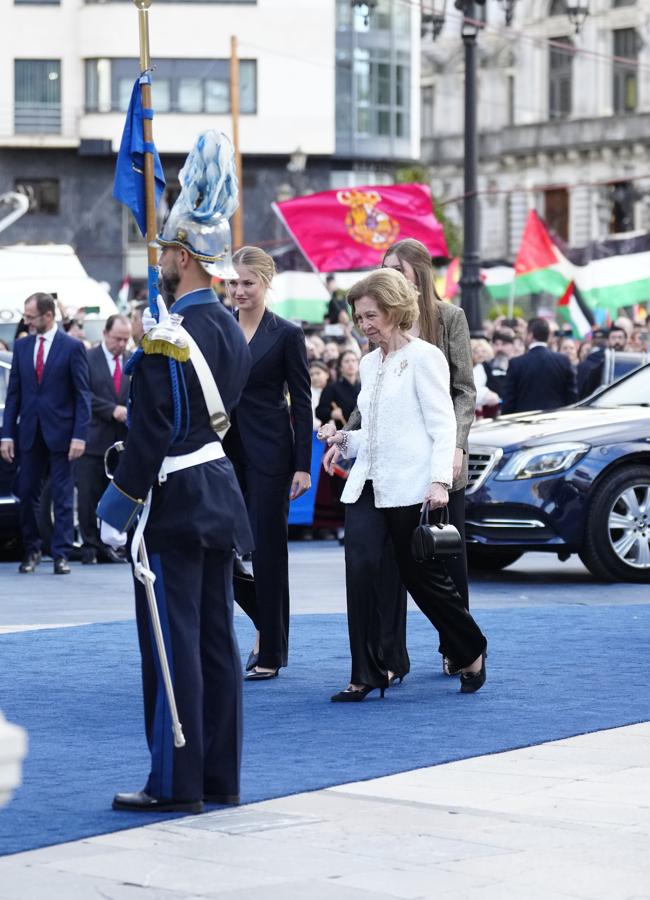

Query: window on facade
[[611, 181, 635, 232], [544, 188, 569, 241], [421, 85, 434, 139], [14, 178, 60, 214], [507, 74, 515, 125], [612, 0, 635, 7], [613, 28, 638, 113], [549, 0, 567, 13], [548, 38, 573, 119], [85, 58, 257, 114], [353, 49, 410, 140], [14, 60, 61, 134]]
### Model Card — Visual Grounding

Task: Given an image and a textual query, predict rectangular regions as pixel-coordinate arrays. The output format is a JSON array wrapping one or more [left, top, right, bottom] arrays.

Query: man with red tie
[[1, 293, 91, 574], [77, 314, 132, 565]]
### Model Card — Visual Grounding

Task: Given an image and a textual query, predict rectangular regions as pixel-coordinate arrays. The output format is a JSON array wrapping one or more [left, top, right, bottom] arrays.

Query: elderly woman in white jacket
[[324, 269, 487, 701]]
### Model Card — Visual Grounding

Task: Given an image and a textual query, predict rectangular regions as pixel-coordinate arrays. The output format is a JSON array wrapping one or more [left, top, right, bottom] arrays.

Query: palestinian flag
[[513, 211, 571, 298], [555, 281, 593, 338], [510, 211, 650, 316]]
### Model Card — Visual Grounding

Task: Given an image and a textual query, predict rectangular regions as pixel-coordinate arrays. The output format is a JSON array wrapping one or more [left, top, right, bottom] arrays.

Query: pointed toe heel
[[331, 684, 386, 702]]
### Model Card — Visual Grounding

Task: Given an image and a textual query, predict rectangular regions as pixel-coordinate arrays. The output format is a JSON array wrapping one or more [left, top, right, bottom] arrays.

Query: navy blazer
[[86, 345, 131, 456], [224, 309, 312, 477], [107, 290, 254, 553], [501, 345, 578, 414], [1, 330, 91, 452]]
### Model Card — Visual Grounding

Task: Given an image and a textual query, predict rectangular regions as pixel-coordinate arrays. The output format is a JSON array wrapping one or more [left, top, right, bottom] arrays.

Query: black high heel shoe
[[387, 673, 406, 688], [245, 668, 279, 681], [245, 650, 259, 672], [331, 684, 386, 702], [459, 653, 486, 694]]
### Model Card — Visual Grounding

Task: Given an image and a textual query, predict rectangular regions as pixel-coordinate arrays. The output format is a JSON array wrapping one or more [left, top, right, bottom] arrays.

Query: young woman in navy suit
[[225, 247, 312, 680]]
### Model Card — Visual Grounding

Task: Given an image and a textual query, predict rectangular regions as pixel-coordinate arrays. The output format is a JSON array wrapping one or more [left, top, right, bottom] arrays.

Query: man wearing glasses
[[1, 293, 91, 574]]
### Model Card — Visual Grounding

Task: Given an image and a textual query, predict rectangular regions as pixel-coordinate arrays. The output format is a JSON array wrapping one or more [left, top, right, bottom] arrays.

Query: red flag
[[514, 210, 559, 276], [273, 184, 448, 272]]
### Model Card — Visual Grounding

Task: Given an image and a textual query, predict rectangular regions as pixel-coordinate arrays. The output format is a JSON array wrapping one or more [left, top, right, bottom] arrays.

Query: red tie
[[113, 354, 122, 396], [35, 336, 45, 383]]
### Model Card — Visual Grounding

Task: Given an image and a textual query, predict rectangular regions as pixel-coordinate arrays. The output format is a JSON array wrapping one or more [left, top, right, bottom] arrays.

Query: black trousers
[[344, 482, 486, 688], [76, 453, 108, 556], [232, 464, 292, 670], [379, 487, 469, 673], [18, 423, 73, 560], [134, 546, 241, 803]]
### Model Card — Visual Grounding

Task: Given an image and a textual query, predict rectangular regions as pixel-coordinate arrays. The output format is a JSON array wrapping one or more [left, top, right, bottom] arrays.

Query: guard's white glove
[[100, 520, 127, 550], [141, 296, 169, 335]]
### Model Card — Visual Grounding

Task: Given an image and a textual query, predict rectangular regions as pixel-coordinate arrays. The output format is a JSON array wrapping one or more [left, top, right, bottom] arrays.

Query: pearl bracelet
[[338, 431, 349, 455]]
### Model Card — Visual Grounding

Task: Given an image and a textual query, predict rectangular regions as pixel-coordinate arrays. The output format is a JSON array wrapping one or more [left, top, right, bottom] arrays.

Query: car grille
[[466, 447, 503, 495]]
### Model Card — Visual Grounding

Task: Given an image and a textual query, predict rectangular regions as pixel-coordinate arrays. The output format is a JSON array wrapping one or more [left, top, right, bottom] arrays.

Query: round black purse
[[411, 503, 463, 563]]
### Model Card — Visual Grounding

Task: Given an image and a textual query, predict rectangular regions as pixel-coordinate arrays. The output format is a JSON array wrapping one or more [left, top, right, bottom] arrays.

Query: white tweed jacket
[[340, 338, 456, 508]]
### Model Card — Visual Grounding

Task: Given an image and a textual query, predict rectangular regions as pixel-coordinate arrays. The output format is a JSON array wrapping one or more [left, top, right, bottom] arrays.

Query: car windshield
[[589, 364, 650, 408]]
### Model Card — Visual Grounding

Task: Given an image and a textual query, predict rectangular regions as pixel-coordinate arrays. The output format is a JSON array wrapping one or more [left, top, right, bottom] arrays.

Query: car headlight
[[495, 442, 590, 480]]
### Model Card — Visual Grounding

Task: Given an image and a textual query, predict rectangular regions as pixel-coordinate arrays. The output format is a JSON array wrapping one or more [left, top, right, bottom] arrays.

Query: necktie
[[35, 336, 45, 384], [113, 354, 122, 396]]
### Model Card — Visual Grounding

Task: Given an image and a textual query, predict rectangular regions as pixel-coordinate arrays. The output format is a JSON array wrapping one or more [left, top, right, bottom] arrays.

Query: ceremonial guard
[[97, 131, 252, 813]]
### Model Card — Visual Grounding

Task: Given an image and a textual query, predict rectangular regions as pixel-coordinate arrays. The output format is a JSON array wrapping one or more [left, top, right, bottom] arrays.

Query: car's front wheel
[[467, 546, 523, 572], [580, 465, 650, 583]]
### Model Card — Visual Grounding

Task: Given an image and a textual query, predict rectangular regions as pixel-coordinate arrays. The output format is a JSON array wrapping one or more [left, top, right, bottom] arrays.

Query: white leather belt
[[158, 442, 225, 483]]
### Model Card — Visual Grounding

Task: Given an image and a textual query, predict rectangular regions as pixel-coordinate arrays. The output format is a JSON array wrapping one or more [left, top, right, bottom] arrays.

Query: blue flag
[[113, 76, 165, 237]]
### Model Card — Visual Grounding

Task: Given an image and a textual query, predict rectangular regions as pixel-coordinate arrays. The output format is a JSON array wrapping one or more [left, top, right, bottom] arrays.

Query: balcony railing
[[14, 103, 62, 135], [423, 112, 650, 166]]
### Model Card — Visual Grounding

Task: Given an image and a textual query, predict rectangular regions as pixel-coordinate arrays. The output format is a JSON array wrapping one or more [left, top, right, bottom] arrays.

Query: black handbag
[[411, 503, 463, 563]]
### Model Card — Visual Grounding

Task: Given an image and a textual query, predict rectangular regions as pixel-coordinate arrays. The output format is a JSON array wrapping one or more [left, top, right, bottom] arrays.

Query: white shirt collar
[[528, 341, 547, 350], [38, 323, 58, 343]]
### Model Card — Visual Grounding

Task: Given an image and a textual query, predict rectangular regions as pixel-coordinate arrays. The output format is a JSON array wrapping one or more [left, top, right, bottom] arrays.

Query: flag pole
[[230, 35, 244, 250], [134, 0, 160, 312]]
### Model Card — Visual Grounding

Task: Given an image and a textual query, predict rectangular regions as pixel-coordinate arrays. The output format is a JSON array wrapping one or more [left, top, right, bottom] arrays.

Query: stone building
[[421, 0, 650, 259]]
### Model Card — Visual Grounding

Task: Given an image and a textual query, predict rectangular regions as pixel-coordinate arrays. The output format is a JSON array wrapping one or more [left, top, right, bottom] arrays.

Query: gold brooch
[[397, 359, 408, 376]]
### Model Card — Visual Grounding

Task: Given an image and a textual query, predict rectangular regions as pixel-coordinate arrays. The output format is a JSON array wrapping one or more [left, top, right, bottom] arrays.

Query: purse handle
[[420, 502, 450, 528]]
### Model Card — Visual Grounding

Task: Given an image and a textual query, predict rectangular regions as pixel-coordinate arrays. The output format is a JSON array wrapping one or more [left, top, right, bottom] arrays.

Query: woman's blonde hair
[[232, 245, 276, 287], [381, 238, 440, 345], [347, 268, 420, 332]]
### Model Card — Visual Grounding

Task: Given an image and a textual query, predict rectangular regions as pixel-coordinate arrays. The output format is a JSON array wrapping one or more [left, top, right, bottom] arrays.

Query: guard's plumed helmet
[[157, 130, 239, 280]]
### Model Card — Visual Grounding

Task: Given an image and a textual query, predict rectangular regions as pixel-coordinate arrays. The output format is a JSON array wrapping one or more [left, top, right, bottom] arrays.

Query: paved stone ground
[[1, 543, 649, 897]]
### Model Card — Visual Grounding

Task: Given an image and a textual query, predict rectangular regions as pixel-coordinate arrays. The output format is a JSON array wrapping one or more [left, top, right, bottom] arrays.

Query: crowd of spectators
[[470, 310, 649, 416]]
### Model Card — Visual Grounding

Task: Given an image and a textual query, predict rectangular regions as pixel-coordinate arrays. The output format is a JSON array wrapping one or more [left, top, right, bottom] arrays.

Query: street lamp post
[[458, 0, 483, 332]]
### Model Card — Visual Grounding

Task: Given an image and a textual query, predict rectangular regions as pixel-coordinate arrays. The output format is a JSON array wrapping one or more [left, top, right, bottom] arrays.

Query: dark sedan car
[[466, 363, 650, 583]]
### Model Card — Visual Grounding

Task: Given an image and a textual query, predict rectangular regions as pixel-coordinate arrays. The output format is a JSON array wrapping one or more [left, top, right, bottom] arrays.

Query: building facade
[[1, 0, 421, 292], [421, 0, 650, 260]]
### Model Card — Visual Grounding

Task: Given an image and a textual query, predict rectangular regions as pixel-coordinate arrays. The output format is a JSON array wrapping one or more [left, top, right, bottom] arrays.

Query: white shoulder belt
[[177, 325, 230, 439]]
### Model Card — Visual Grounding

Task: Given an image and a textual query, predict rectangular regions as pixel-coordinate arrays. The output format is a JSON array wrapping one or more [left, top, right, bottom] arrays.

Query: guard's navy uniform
[[98, 288, 252, 804]]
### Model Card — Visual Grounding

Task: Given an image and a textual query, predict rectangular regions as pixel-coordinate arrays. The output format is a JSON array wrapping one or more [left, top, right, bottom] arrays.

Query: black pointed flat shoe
[[112, 790, 203, 814], [459, 653, 487, 694], [245, 668, 279, 681], [245, 650, 259, 672]]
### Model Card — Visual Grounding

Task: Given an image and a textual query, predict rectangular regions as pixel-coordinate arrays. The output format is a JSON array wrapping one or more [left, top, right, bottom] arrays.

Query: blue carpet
[[1, 606, 650, 856]]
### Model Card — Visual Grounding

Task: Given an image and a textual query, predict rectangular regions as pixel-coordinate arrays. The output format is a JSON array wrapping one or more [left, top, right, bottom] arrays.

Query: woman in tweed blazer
[[381, 239, 476, 678], [323, 239, 476, 680], [325, 269, 487, 700]]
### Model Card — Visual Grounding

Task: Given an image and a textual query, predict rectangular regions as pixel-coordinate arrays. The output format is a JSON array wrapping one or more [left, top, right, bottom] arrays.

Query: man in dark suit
[[0, 292, 91, 574], [77, 314, 132, 564], [501, 317, 577, 415]]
